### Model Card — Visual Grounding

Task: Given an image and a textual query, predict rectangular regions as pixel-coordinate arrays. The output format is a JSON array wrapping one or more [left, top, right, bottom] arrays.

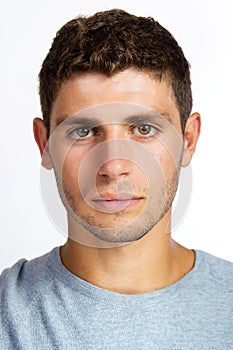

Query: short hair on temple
[[39, 8, 192, 137]]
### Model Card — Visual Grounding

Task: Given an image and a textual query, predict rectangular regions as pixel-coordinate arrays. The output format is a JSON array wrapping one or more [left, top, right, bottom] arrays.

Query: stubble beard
[[54, 169, 180, 244]]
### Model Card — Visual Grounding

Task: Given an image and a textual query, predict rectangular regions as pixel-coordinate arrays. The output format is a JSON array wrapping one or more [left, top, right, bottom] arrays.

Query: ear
[[181, 112, 201, 167], [33, 118, 53, 169]]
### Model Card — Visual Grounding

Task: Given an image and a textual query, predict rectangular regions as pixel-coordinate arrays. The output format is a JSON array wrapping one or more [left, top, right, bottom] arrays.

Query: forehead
[[50, 68, 180, 130]]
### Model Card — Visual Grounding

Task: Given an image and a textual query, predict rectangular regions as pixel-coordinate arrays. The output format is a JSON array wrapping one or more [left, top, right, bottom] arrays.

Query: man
[[0, 9, 232, 349]]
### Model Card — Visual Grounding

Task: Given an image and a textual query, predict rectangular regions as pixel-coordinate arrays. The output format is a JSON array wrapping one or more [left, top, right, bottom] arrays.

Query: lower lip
[[91, 198, 142, 212]]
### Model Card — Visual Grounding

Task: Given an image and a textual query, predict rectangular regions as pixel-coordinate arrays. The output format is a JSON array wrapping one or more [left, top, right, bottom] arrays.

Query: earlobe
[[181, 152, 192, 167], [181, 143, 191, 167], [181, 112, 201, 167], [33, 118, 53, 170]]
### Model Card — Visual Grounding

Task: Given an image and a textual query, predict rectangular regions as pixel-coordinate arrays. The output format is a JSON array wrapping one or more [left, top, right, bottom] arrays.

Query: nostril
[[97, 159, 132, 180]]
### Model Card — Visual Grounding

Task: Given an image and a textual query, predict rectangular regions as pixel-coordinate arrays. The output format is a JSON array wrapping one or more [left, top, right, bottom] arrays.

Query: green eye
[[70, 127, 93, 139]]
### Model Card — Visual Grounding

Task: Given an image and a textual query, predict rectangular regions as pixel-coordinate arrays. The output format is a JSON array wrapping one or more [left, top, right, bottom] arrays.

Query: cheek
[[147, 142, 181, 179], [60, 149, 87, 189]]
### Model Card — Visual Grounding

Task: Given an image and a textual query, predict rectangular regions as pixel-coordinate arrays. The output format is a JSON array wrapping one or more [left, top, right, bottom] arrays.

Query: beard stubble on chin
[[54, 168, 180, 244]]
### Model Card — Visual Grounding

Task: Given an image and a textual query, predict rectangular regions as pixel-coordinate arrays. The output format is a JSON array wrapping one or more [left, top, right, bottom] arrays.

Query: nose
[[96, 126, 134, 181], [98, 158, 132, 181]]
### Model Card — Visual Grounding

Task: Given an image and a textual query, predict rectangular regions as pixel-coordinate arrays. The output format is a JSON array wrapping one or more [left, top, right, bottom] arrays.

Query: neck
[[60, 210, 195, 294]]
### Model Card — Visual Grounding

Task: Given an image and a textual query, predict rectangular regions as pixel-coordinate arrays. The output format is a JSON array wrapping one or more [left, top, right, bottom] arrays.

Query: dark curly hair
[[39, 9, 192, 137]]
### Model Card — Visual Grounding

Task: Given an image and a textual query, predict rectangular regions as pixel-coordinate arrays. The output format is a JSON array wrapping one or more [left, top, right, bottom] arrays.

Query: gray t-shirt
[[0, 247, 233, 349]]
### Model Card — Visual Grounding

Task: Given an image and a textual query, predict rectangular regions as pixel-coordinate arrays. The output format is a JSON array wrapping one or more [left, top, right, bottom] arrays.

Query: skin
[[34, 68, 201, 294]]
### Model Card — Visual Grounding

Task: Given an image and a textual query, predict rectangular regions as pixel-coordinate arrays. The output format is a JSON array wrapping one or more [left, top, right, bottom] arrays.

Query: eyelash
[[69, 127, 98, 139], [68, 124, 160, 140]]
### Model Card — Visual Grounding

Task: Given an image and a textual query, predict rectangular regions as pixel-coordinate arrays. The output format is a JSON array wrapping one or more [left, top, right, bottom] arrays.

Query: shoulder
[[0, 247, 59, 313], [195, 250, 233, 293]]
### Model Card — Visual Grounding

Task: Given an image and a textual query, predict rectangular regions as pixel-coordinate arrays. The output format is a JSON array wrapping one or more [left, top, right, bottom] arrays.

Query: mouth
[[91, 193, 144, 212]]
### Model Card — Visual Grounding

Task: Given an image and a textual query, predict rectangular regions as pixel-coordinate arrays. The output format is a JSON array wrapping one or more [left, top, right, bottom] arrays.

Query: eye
[[133, 124, 158, 137], [69, 127, 94, 139]]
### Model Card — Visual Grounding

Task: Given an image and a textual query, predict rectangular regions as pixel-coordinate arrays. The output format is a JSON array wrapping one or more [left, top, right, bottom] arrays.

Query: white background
[[1, 0, 233, 272]]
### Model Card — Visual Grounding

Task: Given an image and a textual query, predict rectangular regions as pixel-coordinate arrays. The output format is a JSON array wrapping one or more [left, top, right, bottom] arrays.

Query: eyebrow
[[56, 116, 101, 128], [124, 113, 171, 125], [55, 110, 172, 128]]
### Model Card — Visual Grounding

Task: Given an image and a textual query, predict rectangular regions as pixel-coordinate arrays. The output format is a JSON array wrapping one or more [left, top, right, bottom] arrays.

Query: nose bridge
[[97, 137, 133, 180], [101, 123, 126, 160], [104, 123, 123, 141]]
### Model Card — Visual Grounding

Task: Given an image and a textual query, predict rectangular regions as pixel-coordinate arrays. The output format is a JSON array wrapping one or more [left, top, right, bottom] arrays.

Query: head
[[34, 9, 200, 246], [39, 8, 192, 138]]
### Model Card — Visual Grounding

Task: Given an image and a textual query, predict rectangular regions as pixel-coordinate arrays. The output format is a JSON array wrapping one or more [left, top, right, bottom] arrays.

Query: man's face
[[46, 69, 185, 244]]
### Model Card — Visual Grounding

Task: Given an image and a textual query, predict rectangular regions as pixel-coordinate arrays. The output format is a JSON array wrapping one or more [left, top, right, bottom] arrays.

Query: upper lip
[[92, 193, 143, 201]]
